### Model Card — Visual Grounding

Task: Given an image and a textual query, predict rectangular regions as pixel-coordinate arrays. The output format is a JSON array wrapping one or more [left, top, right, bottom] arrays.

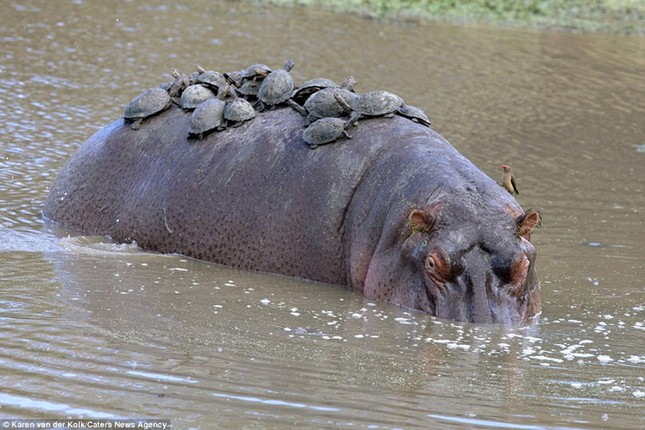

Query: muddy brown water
[[1, 1, 644, 428]]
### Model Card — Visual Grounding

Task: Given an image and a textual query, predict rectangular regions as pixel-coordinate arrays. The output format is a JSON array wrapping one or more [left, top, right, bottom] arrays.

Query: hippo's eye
[[425, 248, 451, 280], [492, 261, 512, 284]]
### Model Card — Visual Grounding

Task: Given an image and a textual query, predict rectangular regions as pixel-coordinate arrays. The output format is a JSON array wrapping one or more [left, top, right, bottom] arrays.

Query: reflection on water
[[1, 0, 643, 428]]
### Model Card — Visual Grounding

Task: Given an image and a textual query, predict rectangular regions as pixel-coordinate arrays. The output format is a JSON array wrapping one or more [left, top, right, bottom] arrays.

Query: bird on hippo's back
[[501, 164, 519, 195]]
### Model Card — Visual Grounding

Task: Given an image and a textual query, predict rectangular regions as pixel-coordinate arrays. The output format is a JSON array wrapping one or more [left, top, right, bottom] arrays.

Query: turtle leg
[[129, 118, 143, 130], [345, 113, 360, 130], [287, 99, 307, 116], [333, 93, 352, 114]]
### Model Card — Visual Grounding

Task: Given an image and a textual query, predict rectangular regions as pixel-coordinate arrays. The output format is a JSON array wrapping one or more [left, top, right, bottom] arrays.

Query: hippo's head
[[364, 199, 542, 323]]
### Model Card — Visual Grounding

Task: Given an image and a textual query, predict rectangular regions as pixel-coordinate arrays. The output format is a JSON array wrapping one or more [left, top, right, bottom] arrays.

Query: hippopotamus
[[43, 104, 542, 323]]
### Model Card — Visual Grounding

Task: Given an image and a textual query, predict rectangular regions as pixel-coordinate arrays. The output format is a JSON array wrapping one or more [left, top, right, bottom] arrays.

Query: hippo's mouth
[[422, 269, 540, 324]]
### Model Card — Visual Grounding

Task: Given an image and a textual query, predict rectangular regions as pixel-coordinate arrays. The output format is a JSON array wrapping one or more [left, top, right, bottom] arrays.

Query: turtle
[[123, 87, 172, 130], [224, 69, 244, 87], [188, 98, 226, 139], [257, 60, 296, 109], [241, 63, 272, 83], [292, 78, 340, 105], [303, 87, 356, 123], [224, 96, 256, 127], [187, 71, 200, 85], [168, 68, 192, 97], [302, 117, 352, 149], [179, 84, 216, 110], [350, 90, 404, 117], [195, 65, 227, 90], [396, 104, 431, 127], [216, 84, 237, 102], [340, 75, 358, 91], [237, 79, 262, 97], [336, 90, 404, 125]]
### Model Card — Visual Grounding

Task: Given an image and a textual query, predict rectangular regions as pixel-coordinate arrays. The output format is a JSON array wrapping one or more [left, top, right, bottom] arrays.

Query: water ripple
[[0, 393, 121, 419]]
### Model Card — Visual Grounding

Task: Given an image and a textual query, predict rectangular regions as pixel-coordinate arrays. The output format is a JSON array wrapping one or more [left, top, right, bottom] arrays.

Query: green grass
[[262, 0, 645, 33]]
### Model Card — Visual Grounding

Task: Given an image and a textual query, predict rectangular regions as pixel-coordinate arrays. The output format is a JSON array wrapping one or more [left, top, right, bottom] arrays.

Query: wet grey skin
[[45, 105, 543, 323]]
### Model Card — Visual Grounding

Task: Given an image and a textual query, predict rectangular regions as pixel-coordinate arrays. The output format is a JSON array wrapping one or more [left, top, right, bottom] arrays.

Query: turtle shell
[[187, 71, 200, 85], [189, 98, 226, 137], [224, 98, 256, 124], [257, 69, 295, 106], [180, 85, 216, 110], [292, 78, 339, 104], [241, 63, 272, 81], [224, 69, 244, 87], [304, 88, 356, 122], [196, 70, 227, 89], [302, 117, 348, 147], [124, 88, 171, 120], [396, 104, 431, 127], [350, 90, 404, 116], [238, 79, 262, 97]]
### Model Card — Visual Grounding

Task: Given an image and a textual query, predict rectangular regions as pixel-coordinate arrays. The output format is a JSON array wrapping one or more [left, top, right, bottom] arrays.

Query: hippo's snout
[[432, 245, 539, 323], [389, 205, 543, 323]]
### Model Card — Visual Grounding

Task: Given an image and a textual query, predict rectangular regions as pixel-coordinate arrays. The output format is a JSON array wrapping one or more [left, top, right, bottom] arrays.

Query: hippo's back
[[44, 106, 443, 284]]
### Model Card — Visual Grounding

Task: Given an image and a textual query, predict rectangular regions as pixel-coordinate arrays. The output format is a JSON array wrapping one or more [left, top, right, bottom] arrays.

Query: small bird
[[501, 164, 519, 195]]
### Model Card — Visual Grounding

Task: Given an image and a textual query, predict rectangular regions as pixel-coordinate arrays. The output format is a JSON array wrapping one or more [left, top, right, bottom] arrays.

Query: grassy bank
[[263, 0, 645, 33]]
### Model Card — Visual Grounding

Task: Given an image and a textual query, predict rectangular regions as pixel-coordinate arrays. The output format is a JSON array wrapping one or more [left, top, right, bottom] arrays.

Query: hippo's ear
[[409, 204, 443, 234], [516, 209, 542, 239]]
